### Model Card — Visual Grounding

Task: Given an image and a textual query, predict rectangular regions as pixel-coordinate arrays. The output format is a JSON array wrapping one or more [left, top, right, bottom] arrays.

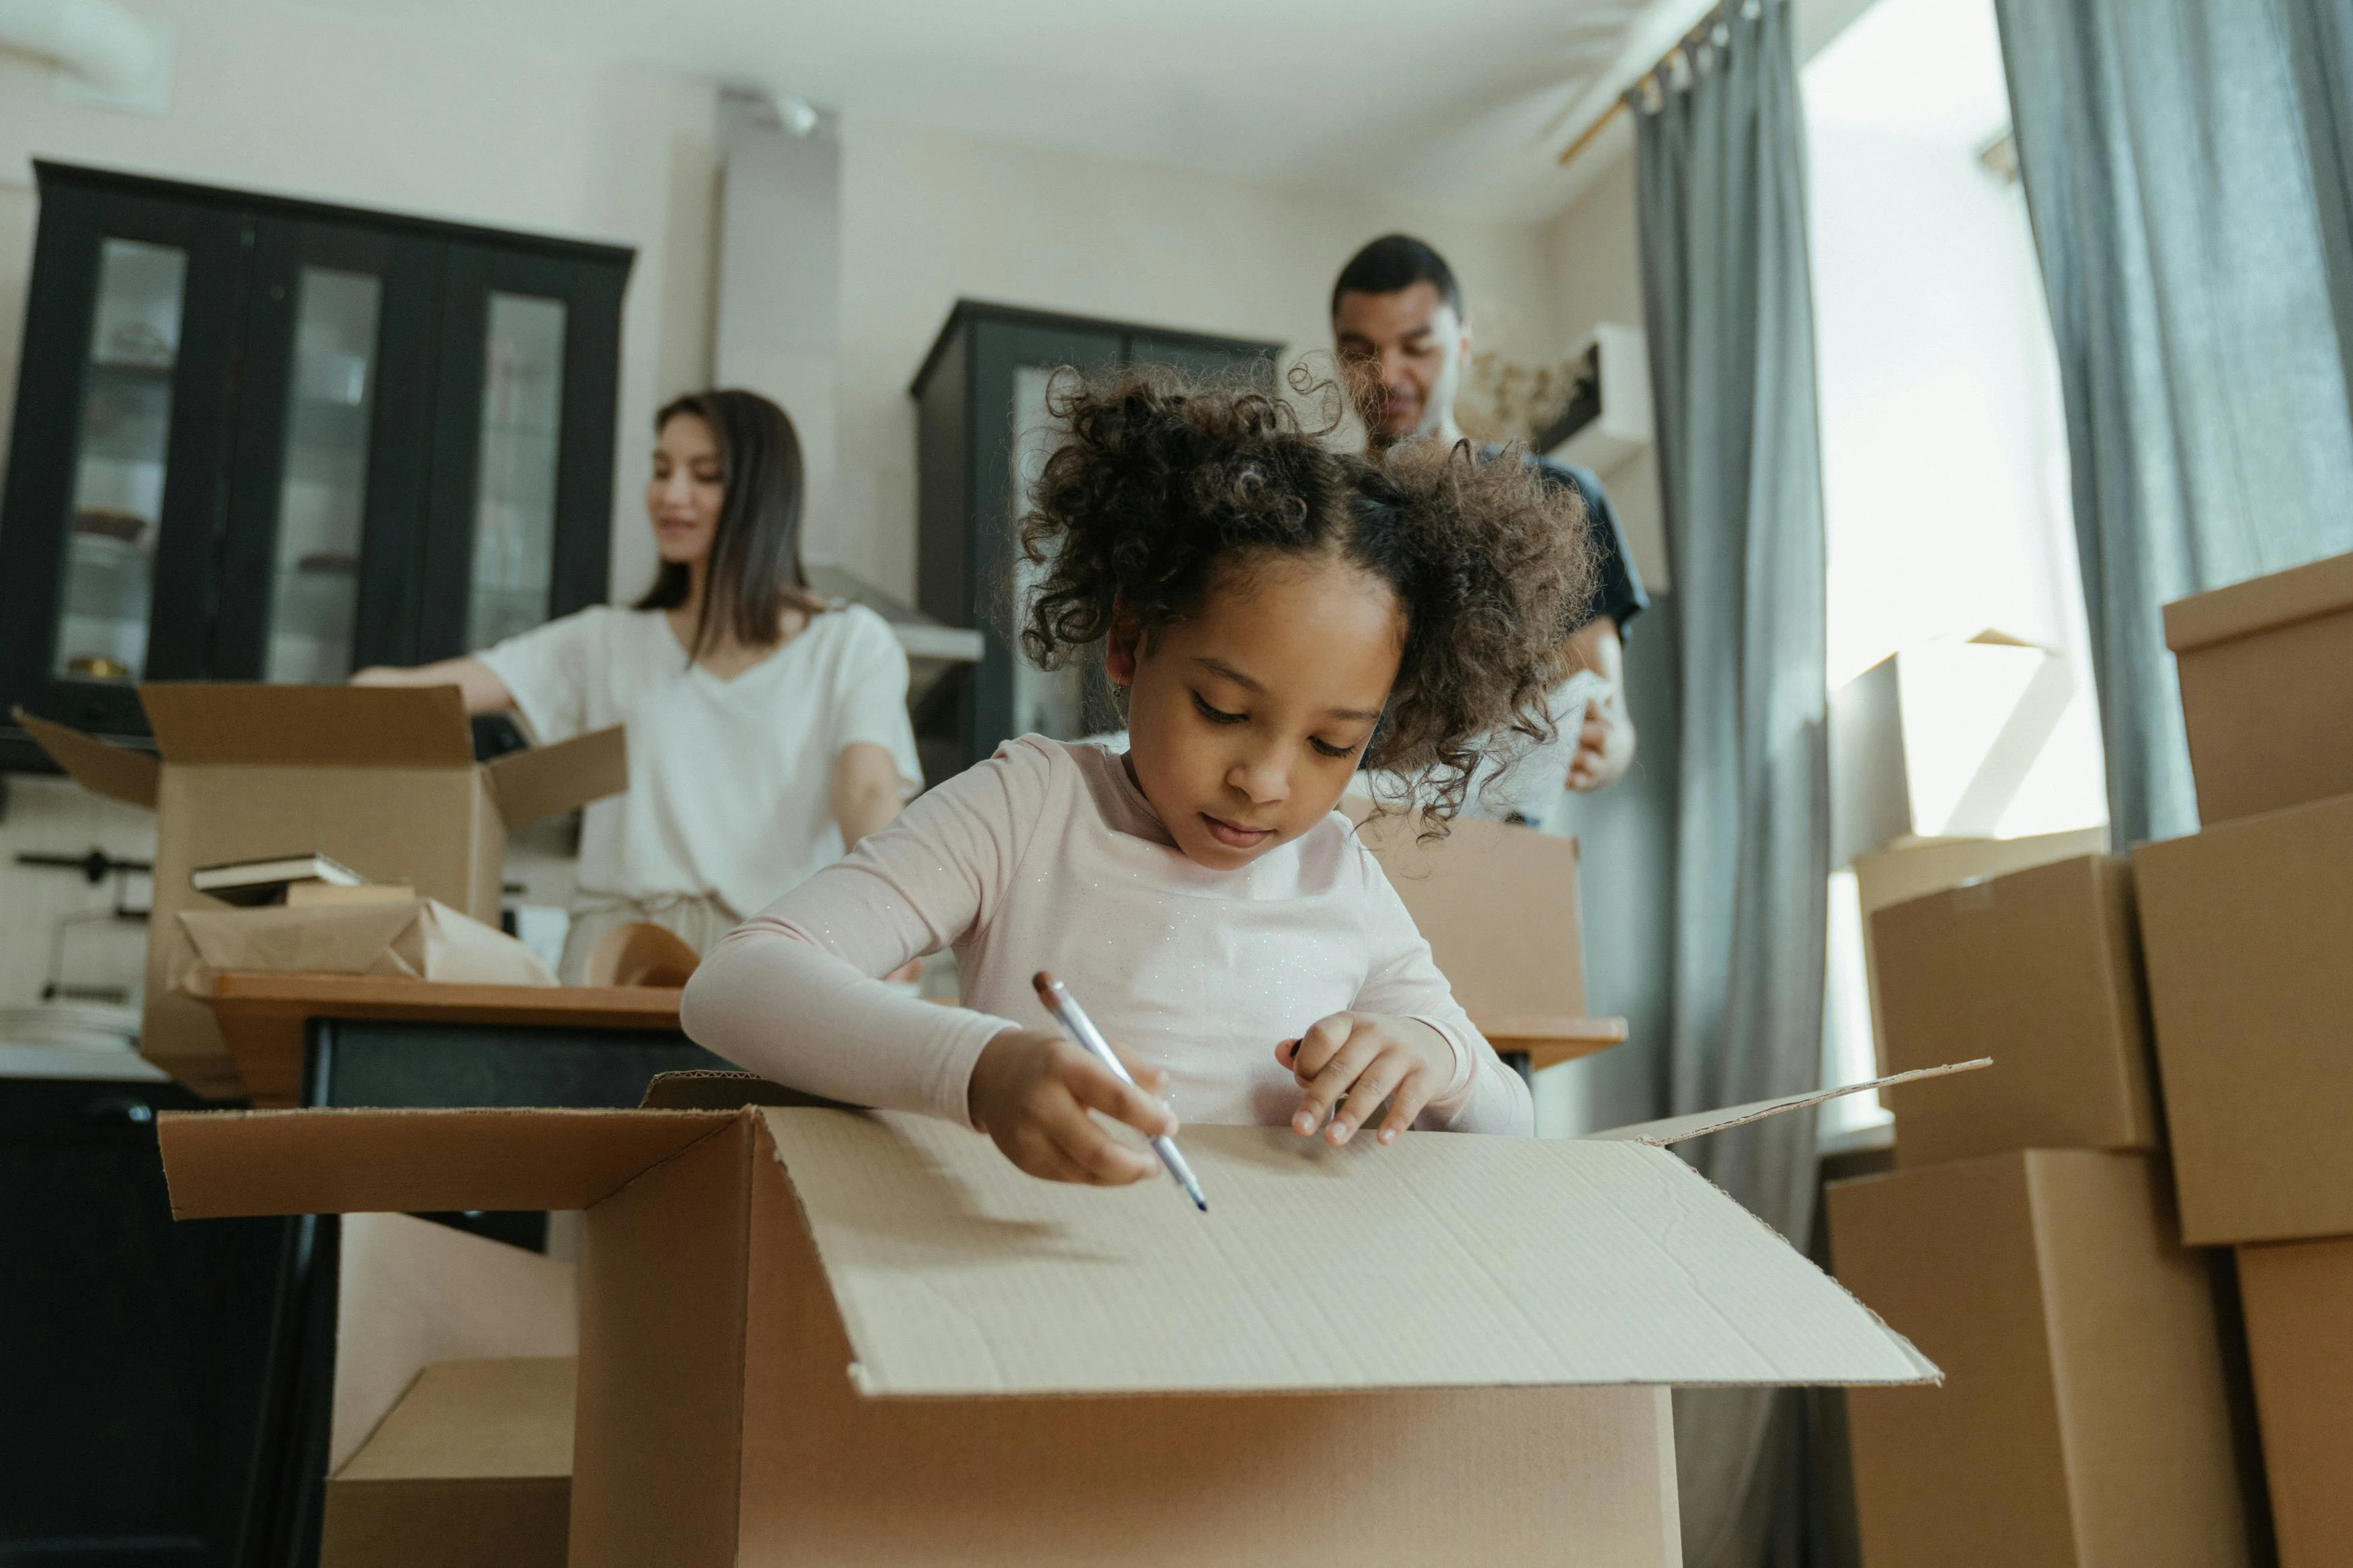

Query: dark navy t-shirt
[[1482, 446, 1648, 636]]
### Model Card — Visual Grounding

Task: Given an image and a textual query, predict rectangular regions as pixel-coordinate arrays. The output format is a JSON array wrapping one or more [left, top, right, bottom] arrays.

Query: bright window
[[1804, 0, 2107, 1141]]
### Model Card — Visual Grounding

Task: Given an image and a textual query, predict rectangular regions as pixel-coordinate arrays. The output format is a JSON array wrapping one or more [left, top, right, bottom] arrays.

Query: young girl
[[682, 370, 1593, 1186]]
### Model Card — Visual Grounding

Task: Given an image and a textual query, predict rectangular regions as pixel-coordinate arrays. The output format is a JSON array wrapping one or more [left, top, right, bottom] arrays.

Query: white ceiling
[[304, 0, 1685, 221]]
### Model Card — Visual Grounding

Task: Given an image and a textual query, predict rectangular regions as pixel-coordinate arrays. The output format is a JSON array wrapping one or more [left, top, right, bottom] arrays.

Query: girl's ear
[[1104, 600, 1143, 688]]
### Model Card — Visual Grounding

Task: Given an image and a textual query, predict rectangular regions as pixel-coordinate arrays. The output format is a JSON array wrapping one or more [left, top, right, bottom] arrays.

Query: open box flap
[[482, 725, 629, 826], [1581, 1059, 1993, 1147], [139, 683, 475, 768], [758, 1109, 1940, 1398], [158, 1107, 733, 1217], [14, 707, 160, 807]]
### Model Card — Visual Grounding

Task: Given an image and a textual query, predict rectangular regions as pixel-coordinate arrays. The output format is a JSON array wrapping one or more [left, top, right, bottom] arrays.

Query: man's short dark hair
[[1330, 235, 1462, 319]]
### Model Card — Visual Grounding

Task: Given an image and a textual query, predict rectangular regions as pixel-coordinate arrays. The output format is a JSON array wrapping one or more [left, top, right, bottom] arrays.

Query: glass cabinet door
[[416, 245, 625, 663], [52, 237, 185, 685], [210, 218, 438, 685], [262, 265, 381, 682], [465, 290, 567, 651], [0, 176, 243, 739]]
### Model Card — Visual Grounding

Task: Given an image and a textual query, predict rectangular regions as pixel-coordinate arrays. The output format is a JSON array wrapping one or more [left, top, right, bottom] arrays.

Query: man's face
[[1332, 280, 1470, 447]]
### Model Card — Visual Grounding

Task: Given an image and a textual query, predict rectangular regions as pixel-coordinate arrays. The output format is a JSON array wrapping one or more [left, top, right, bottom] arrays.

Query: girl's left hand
[[1277, 1013, 1455, 1147]]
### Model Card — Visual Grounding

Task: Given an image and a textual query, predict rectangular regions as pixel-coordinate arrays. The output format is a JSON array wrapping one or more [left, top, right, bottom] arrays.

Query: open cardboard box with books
[[159, 1065, 1974, 1567], [15, 684, 624, 1096]]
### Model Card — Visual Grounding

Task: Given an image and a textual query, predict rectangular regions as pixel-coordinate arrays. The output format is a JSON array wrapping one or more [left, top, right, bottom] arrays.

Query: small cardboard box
[[1850, 826, 2111, 1070], [161, 1102, 1937, 1568], [2164, 550, 2353, 824], [321, 1357, 573, 1568], [2132, 792, 2353, 1244], [2235, 1236, 2353, 1568], [1873, 856, 2159, 1167], [1828, 1150, 2254, 1568], [17, 685, 623, 1096], [1830, 631, 2079, 866], [1346, 803, 1586, 1021]]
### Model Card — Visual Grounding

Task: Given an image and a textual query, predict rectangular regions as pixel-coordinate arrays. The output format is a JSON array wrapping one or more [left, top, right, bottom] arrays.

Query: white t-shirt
[[477, 603, 923, 916]]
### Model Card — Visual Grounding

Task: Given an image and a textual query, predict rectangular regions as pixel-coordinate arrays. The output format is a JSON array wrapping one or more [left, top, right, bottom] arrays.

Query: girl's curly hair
[[1016, 365, 1597, 825]]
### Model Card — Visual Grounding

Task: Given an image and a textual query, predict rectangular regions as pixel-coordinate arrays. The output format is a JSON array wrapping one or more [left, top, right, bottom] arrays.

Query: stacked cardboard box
[[1829, 549, 2353, 1566], [2128, 550, 2353, 1568], [1829, 848, 2254, 1566]]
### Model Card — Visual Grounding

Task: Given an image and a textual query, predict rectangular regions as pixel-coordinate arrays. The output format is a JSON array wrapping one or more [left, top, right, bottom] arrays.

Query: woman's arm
[[352, 657, 516, 717], [833, 741, 905, 850]]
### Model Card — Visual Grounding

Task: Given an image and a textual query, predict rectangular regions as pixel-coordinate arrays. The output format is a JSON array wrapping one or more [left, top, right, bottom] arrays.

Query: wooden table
[[206, 972, 690, 1108], [206, 974, 1628, 1104], [1479, 1015, 1629, 1076]]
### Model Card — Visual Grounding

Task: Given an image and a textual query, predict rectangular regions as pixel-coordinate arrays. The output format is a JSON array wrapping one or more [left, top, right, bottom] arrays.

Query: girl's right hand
[[966, 1029, 1176, 1186]]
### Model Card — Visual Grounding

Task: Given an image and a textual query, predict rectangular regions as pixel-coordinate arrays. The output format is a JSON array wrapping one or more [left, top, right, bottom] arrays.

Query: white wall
[[1540, 153, 1671, 590], [820, 114, 1563, 599], [0, 0, 721, 604]]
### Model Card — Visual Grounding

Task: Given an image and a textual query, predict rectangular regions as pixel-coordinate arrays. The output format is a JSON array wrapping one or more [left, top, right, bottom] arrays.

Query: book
[[190, 853, 366, 906]]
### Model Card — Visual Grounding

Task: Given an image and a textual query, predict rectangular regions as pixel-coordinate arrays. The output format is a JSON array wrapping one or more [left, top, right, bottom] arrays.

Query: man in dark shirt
[[1331, 234, 1649, 795]]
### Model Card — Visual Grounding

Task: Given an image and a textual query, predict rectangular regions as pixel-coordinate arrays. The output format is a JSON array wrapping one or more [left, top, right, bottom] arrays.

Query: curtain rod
[[1555, 0, 1749, 166]]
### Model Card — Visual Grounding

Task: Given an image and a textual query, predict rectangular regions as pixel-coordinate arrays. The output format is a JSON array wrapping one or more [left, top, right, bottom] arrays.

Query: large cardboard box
[[1873, 856, 2159, 1167], [2132, 793, 2353, 1243], [322, 1356, 573, 1568], [160, 1103, 1936, 1568], [2164, 550, 2353, 824], [18, 685, 623, 1095], [332, 1211, 577, 1477], [1850, 827, 2110, 1071], [1828, 1150, 2253, 1568], [1830, 632, 2078, 866], [2235, 1237, 2353, 1568], [1347, 802, 1587, 1022]]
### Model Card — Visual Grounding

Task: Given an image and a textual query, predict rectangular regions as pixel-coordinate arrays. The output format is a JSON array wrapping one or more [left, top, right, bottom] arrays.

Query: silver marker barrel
[[1033, 972, 1209, 1212]]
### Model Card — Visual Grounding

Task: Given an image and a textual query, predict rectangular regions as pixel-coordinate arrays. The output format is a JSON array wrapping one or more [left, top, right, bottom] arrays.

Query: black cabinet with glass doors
[[909, 300, 1282, 780], [0, 161, 632, 767]]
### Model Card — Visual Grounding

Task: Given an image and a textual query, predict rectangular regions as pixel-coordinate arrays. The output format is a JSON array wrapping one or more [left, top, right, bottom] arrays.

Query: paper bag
[[175, 899, 557, 994]]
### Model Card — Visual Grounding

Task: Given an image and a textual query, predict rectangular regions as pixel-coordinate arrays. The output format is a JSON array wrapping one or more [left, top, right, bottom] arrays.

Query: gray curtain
[[1628, 2, 1829, 1564], [1995, 0, 2353, 845]]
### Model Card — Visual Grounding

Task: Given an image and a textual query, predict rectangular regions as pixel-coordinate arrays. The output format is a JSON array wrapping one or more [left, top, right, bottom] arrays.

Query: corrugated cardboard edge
[[13, 706, 161, 807], [1581, 1059, 1993, 1147], [1666, 1149, 1944, 1389], [2163, 550, 2353, 653], [758, 1112, 1944, 1395], [156, 1106, 740, 1219]]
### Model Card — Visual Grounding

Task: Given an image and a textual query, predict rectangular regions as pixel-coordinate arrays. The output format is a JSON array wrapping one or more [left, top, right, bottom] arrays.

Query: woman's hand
[[967, 1028, 1176, 1186], [1279, 1013, 1457, 1147]]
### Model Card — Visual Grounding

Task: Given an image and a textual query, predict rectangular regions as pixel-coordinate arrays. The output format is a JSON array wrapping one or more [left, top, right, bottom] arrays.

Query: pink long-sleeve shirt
[[680, 735, 1534, 1136]]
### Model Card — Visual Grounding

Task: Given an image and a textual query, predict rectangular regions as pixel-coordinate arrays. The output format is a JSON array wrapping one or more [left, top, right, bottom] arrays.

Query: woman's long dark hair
[[635, 389, 826, 656]]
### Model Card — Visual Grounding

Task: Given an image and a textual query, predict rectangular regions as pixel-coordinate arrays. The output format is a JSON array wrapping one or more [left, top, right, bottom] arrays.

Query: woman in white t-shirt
[[354, 390, 922, 979]]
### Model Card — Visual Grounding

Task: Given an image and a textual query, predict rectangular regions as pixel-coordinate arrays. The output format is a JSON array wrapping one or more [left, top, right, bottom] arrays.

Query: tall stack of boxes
[[2134, 552, 2353, 1568], [1827, 549, 2353, 1566]]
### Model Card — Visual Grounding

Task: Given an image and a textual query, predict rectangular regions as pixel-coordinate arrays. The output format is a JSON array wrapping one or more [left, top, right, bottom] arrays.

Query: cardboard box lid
[[20, 686, 626, 827], [143, 683, 479, 767], [2163, 549, 2353, 654], [160, 1105, 1937, 1398], [334, 1357, 575, 1484]]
